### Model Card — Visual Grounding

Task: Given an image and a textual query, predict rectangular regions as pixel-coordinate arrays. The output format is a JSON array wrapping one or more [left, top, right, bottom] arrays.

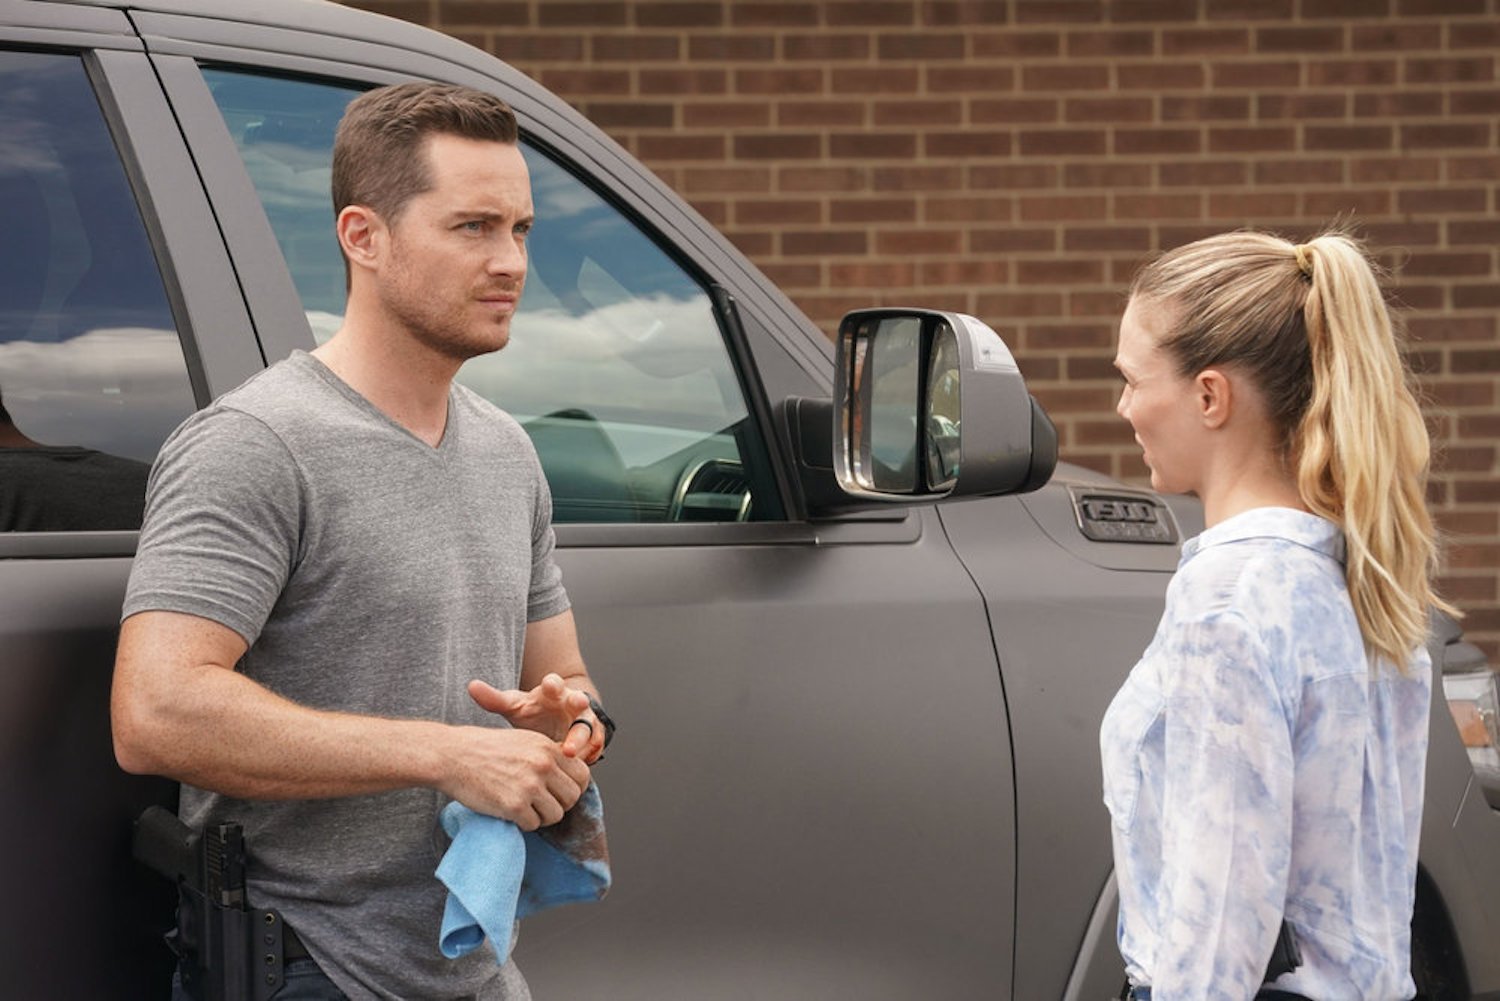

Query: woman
[[1101, 229, 1453, 1000]]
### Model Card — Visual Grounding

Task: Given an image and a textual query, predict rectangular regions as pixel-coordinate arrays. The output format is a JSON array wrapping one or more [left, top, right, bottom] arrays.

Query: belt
[[1128, 990, 1311, 1000]]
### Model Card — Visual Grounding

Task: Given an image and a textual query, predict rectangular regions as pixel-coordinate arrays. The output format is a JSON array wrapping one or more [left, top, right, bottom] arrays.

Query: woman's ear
[[1195, 368, 1233, 430]]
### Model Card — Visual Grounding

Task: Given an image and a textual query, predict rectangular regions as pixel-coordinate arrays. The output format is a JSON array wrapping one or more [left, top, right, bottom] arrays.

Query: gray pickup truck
[[2, 1, 1497, 997]]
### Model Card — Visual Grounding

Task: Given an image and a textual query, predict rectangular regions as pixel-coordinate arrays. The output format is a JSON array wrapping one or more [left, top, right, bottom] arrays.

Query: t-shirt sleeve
[[525, 446, 570, 624], [1153, 610, 1295, 999], [122, 407, 302, 647]]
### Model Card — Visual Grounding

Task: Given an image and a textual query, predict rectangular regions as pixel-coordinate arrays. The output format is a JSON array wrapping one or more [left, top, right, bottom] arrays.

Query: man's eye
[[461, 220, 486, 233]]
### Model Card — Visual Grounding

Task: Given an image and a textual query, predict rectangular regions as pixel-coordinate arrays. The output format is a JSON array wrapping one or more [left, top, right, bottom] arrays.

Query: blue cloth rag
[[436, 783, 610, 964]]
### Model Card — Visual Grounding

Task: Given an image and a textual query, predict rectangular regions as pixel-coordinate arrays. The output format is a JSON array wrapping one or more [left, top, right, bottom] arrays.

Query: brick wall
[[342, 0, 1500, 658]]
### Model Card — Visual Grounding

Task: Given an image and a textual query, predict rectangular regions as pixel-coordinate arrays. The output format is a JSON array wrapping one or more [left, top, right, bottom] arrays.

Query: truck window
[[202, 68, 779, 524], [0, 50, 196, 532]]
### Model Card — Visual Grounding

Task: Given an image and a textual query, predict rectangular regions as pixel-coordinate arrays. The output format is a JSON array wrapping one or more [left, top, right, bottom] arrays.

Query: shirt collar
[[1180, 506, 1345, 568]]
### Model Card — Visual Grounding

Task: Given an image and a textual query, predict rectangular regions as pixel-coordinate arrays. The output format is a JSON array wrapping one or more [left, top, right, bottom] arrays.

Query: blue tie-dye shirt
[[1101, 507, 1431, 1000]]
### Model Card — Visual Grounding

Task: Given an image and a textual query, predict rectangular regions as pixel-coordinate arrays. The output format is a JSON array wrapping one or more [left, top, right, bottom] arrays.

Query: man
[[111, 82, 610, 999]]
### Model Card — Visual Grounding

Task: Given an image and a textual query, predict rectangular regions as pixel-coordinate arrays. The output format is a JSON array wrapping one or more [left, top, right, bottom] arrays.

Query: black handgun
[[133, 806, 287, 1001], [1263, 919, 1303, 983]]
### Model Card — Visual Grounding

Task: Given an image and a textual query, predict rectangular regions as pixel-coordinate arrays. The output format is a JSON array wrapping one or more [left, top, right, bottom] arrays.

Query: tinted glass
[[203, 68, 778, 523], [0, 51, 196, 531]]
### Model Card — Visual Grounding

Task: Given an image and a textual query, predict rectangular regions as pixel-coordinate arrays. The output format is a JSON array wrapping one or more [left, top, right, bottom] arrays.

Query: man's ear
[[336, 205, 383, 274], [1195, 368, 1232, 430]]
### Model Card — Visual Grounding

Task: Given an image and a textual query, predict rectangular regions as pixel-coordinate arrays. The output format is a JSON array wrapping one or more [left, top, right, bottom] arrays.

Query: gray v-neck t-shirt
[[124, 351, 570, 999]]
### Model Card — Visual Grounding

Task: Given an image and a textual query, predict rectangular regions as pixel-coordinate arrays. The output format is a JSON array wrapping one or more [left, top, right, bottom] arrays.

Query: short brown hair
[[331, 82, 518, 225]]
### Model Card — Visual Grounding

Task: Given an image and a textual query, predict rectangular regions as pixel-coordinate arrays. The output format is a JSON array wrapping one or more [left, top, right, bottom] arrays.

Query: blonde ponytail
[[1294, 235, 1457, 668], [1129, 228, 1454, 670]]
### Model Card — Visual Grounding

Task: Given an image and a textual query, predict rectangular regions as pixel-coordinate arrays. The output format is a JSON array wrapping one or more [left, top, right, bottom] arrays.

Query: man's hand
[[468, 673, 606, 764], [440, 724, 591, 831]]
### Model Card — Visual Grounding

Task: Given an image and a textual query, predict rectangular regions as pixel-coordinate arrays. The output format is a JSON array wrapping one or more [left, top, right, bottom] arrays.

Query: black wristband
[[587, 695, 616, 749]]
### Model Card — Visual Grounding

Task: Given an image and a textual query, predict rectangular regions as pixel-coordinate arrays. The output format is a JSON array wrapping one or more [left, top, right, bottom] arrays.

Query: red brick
[[490, 35, 585, 61], [1399, 0, 1488, 14], [725, 230, 774, 256], [1353, 92, 1443, 117], [1073, 419, 1138, 446], [1351, 23, 1441, 49], [1362, 221, 1441, 246], [636, 134, 726, 159], [928, 66, 1018, 92], [1406, 57, 1496, 85], [777, 101, 866, 127], [828, 262, 919, 287], [1212, 60, 1301, 88], [1450, 221, 1500, 244], [1065, 163, 1154, 188], [1114, 128, 1202, 155], [1409, 316, 1497, 342], [689, 34, 776, 60], [1160, 161, 1250, 186], [735, 133, 823, 162], [1022, 64, 1112, 93], [537, 3, 626, 27], [782, 230, 868, 256], [1308, 59, 1398, 86], [879, 33, 966, 59], [1208, 126, 1297, 153], [636, 2, 723, 27], [582, 101, 676, 128], [1070, 290, 1130, 317], [829, 133, 919, 159], [1114, 193, 1202, 220], [1448, 155, 1500, 181], [1065, 96, 1154, 123], [926, 197, 1016, 223], [1066, 29, 1155, 57], [1303, 0, 1392, 15], [1398, 188, 1489, 214], [1109, 0, 1198, 22], [736, 68, 826, 94], [1206, 0, 1294, 18], [1066, 353, 1122, 381], [1208, 191, 1299, 219], [967, 164, 1059, 188], [874, 100, 964, 127], [1018, 129, 1108, 156], [1257, 25, 1345, 53], [972, 97, 1059, 124], [972, 30, 1064, 58], [538, 69, 630, 94], [1018, 193, 1109, 221], [926, 132, 1014, 157], [782, 34, 872, 60], [924, 260, 1015, 286], [971, 228, 1057, 253], [1257, 93, 1346, 119], [1161, 95, 1252, 120], [1015, 0, 1104, 23], [1030, 386, 1122, 412], [687, 198, 728, 226], [1402, 123, 1493, 150], [434, 2, 529, 27], [640, 69, 728, 95], [1350, 156, 1440, 182], [1255, 159, 1346, 184], [972, 290, 1066, 316], [779, 166, 868, 192], [1448, 20, 1500, 49], [1405, 253, 1495, 279], [730, 3, 819, 27], [1120, 62, 1207, 89], [682, 102, 768, 128], [1026, 324, 1115, 350], [827, 1, 920, 26], [759, 262, 823, 288], [1451, 90, 1500, 115], [592, 34, 681, 61], [872, 165, 965, 191], [832, 67, 921, 94], [830, 198, 919, 224], [874, 229, 965, 255], [681, 167, 773, 194], [1305, 125, 1394, 151], [1302, 190, 1393, 217], [1162, 28, 1250, 56], [1063, 227, 1153, 252], [735, 200, 822, 226], [1452, 350, 1500, 372], [920, 1, 1010, 26]]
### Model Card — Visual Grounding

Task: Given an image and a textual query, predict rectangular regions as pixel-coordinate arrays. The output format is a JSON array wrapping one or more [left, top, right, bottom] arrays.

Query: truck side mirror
[[832, 308, 1056, 502]]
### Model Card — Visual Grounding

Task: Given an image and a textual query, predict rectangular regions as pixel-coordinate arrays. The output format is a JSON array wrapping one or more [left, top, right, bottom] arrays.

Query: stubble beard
[[381, 262, 517, 364]]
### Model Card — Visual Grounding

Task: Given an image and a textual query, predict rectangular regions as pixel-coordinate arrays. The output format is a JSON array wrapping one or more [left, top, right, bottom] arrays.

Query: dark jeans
[[171, 957, 348, 1001]]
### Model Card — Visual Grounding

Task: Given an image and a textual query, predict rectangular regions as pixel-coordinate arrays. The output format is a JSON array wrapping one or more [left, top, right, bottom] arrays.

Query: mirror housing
[[829, 307, 1056, 504]]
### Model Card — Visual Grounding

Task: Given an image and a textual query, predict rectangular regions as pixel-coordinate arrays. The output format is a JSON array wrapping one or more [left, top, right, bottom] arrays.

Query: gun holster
[[134, 806, 288, 1001]]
